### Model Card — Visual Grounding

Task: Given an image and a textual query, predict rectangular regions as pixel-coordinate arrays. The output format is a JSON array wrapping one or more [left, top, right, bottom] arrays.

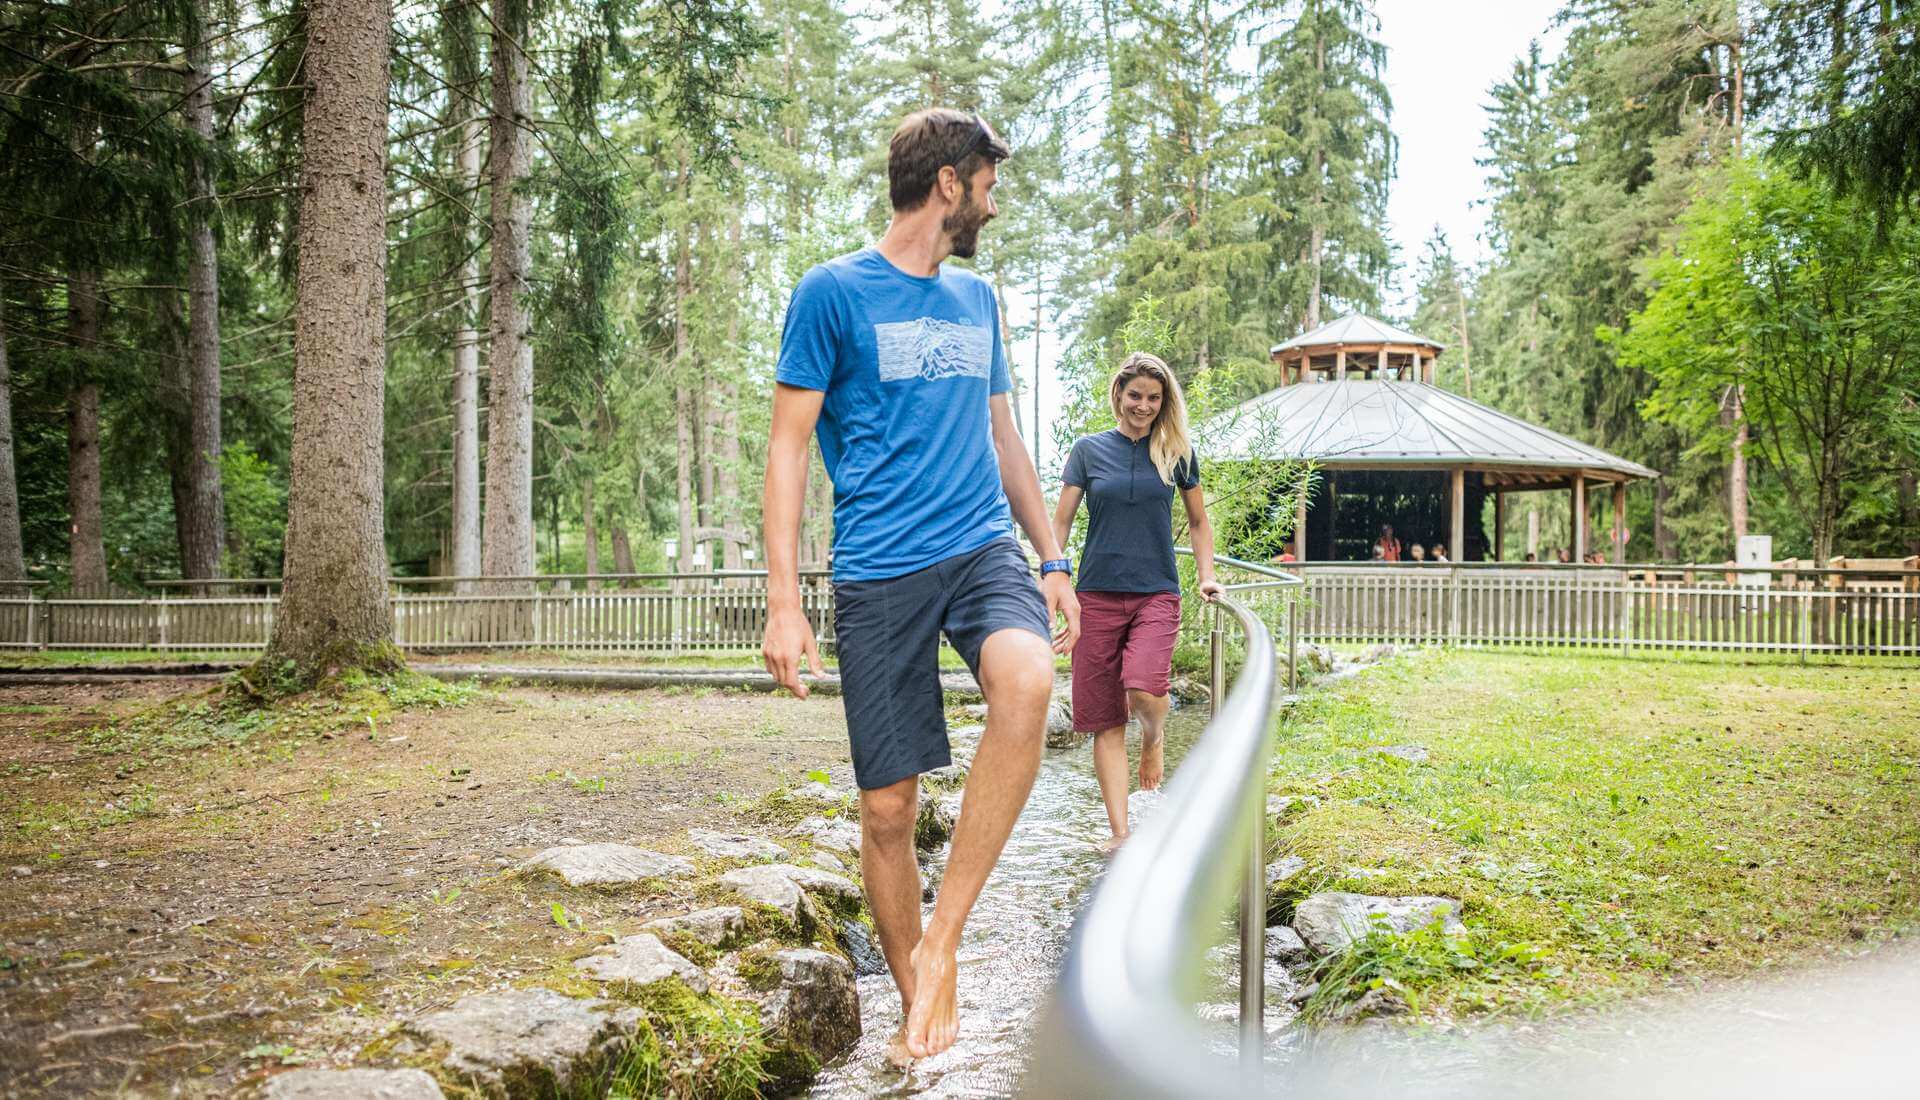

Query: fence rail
[[2, 564, 1916, 657]]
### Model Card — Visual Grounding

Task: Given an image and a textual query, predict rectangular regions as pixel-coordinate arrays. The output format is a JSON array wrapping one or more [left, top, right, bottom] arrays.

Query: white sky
[[1005, 0, 1567, 474]]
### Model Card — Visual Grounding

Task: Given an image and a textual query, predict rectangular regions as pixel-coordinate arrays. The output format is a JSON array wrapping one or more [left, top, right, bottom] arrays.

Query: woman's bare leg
[[1129, 688, 1170, 789], [1090, 725, 1130, 847]]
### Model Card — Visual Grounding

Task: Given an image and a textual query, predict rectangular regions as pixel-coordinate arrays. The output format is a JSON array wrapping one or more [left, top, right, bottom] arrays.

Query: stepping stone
[[264, 1068, 444, 1100], [792, 780, 851, 805], [742, 948, 861, 1089], [810, 851, 847, 874], [1290, 892, 1464, 957], [520, 843, 693, 886], [408, 988, 640, 1093], [791, 815, 860, 855], [720, 863, 860, 922], [688, 829, 787, 862], [577, 933, 707, 993], [643, 906, 746, 949]]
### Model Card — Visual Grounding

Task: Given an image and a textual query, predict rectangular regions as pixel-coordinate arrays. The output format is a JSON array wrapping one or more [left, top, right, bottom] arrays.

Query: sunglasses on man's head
[[946, 114, 1002, 167]]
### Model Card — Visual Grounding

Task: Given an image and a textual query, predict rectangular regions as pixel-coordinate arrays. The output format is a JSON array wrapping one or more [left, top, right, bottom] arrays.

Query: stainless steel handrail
[[1027, 551, 1303, 1097]]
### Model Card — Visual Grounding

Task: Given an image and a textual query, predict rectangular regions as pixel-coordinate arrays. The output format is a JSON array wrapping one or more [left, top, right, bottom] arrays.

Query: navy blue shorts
[[832, 537, 1051, 790]]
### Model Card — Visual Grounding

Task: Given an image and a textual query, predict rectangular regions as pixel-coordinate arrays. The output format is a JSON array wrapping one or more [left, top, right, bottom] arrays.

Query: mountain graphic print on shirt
[[874, 317, 994, 382]]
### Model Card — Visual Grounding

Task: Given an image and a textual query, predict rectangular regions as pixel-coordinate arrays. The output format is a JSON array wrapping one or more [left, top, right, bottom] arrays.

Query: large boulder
[[263, 1069, 445, 1100], [643, 906, 747, 949], [1290, 892, 1465, 957], [520, 843, 693, 887], [687, 829, 787, 862], [575, 933, 707, 993], [741, 948, 861, 1088], [406, 988, 640, 1094], [1265, 926, 1312, 967]]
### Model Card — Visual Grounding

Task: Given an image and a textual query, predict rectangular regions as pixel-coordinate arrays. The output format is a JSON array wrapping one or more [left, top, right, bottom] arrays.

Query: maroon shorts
[[1070, 590, 1182, 732]]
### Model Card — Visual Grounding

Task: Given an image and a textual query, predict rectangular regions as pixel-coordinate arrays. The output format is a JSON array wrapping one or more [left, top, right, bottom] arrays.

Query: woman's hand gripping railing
[[1026, 549, 1303, 1098]]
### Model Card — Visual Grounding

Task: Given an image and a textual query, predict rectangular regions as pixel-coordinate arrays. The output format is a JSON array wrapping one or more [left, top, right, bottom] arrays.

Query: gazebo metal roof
[[1268, 315, 1446, 357], [1206, 380, 1658, 483]]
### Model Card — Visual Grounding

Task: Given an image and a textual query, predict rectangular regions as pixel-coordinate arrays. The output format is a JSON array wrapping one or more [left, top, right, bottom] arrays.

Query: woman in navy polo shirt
[[1051, 352, 1222, 852]]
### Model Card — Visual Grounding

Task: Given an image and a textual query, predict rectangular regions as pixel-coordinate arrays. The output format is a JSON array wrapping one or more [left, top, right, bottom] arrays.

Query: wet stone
[[1266, 925, 1312, 967], [407, 988, 641, 1093], [1329, 986, 1409, 1022], [643, 905, 746, 949], [836, 918, 889, 978], [1266, 855, 1307, 889], [520, 843, 694, 887], [1290, 892, 1465, 957], [263, 1068, 445, 1100], [688, 829, 788, 862], [577, 933, 708, 992], [744, 948, 861, 1089]]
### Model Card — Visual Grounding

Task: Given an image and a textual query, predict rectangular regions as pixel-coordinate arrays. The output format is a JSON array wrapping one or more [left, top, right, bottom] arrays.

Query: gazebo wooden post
[[1572, 474, 1587, 561], [1611, 481, 1627, 563], [1449, 468, 1466, 561], [1377, 347, 1387, 380], [1494, 489, 1506, 561], [1335, 349, 1346, 381]]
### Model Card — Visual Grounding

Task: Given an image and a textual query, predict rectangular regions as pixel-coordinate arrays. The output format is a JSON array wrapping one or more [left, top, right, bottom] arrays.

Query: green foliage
[[220, 442, 285, 578]]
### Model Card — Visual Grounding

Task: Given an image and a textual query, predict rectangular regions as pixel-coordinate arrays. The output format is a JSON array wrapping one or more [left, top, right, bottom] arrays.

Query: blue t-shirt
[[1063, 429, 1200, 594], [774, 248, 1014, 581]]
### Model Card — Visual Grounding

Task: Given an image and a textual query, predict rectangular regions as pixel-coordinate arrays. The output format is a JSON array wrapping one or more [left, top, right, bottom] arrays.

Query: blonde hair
[[1109, 352, 1194, 486]]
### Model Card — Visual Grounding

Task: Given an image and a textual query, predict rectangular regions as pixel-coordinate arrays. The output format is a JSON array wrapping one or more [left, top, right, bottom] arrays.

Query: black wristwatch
[[1040, 558, 1072, 577]]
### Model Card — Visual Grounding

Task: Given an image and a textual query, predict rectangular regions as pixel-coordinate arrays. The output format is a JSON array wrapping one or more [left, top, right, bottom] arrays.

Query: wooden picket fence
[[2, 563, 1915, 659]]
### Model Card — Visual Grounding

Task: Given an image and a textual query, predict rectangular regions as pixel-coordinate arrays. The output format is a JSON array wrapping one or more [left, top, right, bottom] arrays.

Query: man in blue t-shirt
[[762, 108, 1080, 1066]]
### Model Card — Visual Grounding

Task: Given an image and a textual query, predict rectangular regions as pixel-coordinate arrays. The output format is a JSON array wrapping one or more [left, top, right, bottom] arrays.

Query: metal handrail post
[[1212, 599, 1264, 1081]]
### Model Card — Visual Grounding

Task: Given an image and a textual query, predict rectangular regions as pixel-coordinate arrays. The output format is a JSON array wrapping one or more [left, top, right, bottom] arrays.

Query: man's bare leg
[[1129, 688, 1170, 789], [858, 776, 922, 1066], [1090, 725, 1131, 850], [904, 628, 1051, 1059]]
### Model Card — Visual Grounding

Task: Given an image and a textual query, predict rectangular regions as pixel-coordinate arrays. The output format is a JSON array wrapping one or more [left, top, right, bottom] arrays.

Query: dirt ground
[[0, 674, 870, 1097]]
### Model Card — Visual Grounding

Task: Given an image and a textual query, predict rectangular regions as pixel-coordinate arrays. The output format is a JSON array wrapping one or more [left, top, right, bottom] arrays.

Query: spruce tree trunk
[[675, 386, 695, 575], [481, 0, 535, 580], [66, 271, 107, 594], [264, 0, 395, 679], [1899, 470, 1918, 558], [610, 525, 634, 574], [1723, 384, 1748, 550], [451, 112, 483, 583], [0, 297, 24, 582], [672, 157, 696, 577], [581, 473, 599, 587], [181, 23, 226, 585]]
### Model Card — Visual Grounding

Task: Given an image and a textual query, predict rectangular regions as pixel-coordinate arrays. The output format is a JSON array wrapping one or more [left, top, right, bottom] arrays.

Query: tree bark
[[672, 152, 697, 576], [1653, 477, 1673, 561], [0, 297, 24, 581], [265, 0, 394, 678], [451, 111, 484, 583], [1723, 383, 1748, 548], [1900, 469, 1918, 558], [66, 271, 107, 593], [181, 20, 226, 584], [481, 0, 535, 580], [581, 472, 599, 586], [610, 525, 635, 574]]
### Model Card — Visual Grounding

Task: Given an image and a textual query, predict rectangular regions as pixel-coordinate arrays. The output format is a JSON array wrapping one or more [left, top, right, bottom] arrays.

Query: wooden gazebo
[[1208, 315, 1658, 562]]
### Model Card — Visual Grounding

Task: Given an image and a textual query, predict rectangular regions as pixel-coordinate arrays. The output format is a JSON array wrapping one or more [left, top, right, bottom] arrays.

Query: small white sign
[[1737, 534, 1772, 588]]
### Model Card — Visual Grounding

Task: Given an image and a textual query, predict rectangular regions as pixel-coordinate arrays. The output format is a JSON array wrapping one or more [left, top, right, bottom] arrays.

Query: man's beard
[[943, 193, 990, 259]]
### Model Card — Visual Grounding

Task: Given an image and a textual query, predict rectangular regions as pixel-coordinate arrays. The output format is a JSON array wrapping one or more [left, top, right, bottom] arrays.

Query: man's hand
[[1042, 571, 1081, 654], [763, 604, 823, 698], [1198, 579, 1225, 602]]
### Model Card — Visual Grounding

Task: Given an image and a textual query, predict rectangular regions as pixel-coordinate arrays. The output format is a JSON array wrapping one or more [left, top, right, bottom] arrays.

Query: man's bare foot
[[1096, 832, 1128, 854], [903, 938, 960, 1059], [1138, 736, 1164, 789], [885, 1025, 915, 1069]]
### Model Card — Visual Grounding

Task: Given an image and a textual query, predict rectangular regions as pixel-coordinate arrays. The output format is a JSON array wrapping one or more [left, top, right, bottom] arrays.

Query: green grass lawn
[[1268, 650, 1920, 1019]]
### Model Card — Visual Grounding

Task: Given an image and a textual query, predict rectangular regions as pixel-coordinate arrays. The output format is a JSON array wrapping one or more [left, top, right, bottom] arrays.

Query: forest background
[[1, 0, 1916, 595]]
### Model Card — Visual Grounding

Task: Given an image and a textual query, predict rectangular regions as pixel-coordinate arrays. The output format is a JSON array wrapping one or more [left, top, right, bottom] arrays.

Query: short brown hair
[[887, 108, 1011, 212]]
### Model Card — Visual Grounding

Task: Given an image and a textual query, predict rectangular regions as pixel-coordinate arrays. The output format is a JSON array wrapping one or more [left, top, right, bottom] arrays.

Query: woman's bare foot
[[1096, 832, 1128, 854], [885, 1025, 915, 1069], [903, 938, 960, 1059], [1138, 735, 1164, 789]]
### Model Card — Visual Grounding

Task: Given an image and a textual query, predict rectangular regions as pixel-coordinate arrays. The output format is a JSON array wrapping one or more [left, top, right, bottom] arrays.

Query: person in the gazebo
[[1051, 352, 1222, 853], [1375, 524, 1402, 562], [1432, 543, 1450, 563], [1408, 542, 1427, 563]]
